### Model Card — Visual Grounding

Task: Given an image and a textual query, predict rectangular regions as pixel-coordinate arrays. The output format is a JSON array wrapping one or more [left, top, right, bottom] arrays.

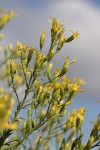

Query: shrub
[[0, 9, 100, 150]]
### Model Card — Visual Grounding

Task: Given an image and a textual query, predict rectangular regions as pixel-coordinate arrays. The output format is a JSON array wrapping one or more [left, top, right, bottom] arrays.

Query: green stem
[[21, 61, 29, 88], [11, 75, 20, 103]]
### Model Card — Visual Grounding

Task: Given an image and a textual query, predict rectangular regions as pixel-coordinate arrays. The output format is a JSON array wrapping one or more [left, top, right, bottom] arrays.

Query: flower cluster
[[0, 16, 99, 150], [0, 89, 16, 131], [0, 10, 14, 30]]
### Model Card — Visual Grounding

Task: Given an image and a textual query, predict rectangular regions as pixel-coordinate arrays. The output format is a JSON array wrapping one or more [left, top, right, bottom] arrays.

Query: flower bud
[[44, 63, 53, 80], [57, 37, 67, 52], [66, 31, 79, 43], [16, 42, 23, 50], [32, 118, 37, 128], [21, 50, 26, 63], [47, 49, 55, 61], [27, 48, 35, 67], [60, 57, 69, 76], [57, 28, 65, 39], [10, 60, 16, 76], [85, 136, 94, 149], [40, 30, 45, 50]]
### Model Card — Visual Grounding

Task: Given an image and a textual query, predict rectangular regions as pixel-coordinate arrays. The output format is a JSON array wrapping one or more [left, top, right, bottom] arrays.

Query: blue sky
[[0, 0, 100, 145], [90, 0, 100, 6]]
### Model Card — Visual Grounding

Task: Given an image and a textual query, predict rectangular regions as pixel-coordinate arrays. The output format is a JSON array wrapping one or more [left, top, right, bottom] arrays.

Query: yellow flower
[[75, 77, 86, 85], [51, 105, 60, 113], [2, 14, 9, 22], [41, 31, 45, 38], [73, 31, 79, 38], [0, 92, 15, 131], [57, 28, 65, 39], [16, 42, 27, 51], [0, 122, 17, 132], [40, 30, 46, 50], [54, 68, 61, 77], [0, 10, 14, 30], [68, 83, 73, 89], [89, 136, 94, 143], [77, 114, 84, 121], [36, 52, 44, 59], [9, 10, 14, 18], [10, 60, 17, 69], [14, 75, 23, 84], [48, 63, 53, 69], [41, 109, 46, 116], [10, 60, 17, 76], [52, 18, 59, 32], [66, 100, 73, 106], [69, 30, 79, 38], [53, 82, 62, 89], [59, 36, 67, 43], [66, 30, 79, 43], [72, 83, 79, 91], [61, 75, 69, 84], [79, 107, 86, 115]]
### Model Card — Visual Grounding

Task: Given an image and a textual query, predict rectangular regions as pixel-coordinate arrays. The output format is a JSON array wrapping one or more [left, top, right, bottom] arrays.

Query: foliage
[[0, 9, 100, 150]]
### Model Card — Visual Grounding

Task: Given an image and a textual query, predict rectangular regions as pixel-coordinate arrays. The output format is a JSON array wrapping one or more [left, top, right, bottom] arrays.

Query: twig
[[91, 141, 100, 149]]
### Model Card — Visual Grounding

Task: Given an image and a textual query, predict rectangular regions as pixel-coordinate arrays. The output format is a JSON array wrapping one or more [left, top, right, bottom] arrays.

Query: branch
[[91, 141, 100, 149]]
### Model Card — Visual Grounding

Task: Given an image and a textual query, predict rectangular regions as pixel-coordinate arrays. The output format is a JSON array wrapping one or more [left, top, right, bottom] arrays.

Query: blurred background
[[0, 0, 100, 143]]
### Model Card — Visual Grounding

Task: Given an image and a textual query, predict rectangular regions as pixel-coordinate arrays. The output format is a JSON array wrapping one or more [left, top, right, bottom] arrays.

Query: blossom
[[14, 75, 23, 84], [0, 92, 16, 131], [72, 83, 79, 92], [72, 31, 79, 38], [40, 30, 45, 50], [0, 10, 14, 30], [66, 30, 79, 43]]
